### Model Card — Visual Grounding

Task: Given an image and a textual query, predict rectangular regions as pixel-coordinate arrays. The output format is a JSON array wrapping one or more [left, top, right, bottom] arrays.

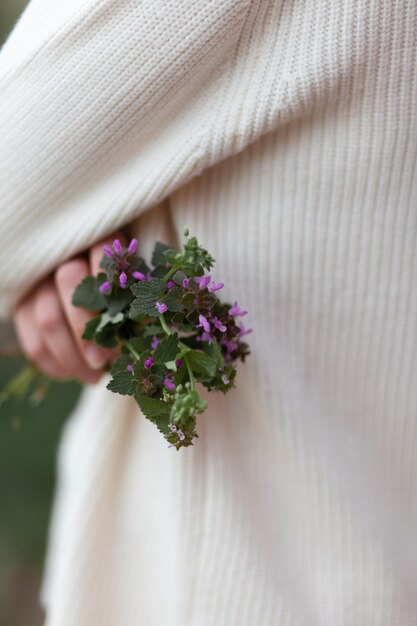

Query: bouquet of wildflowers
[[72, 228, 251, 449], [0, 229, 251, 450]]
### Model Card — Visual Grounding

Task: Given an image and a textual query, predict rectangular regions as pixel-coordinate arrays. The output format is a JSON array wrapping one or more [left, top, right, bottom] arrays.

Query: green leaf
[[153, 333, 179, 363], [185, 350, 217, 378], [72, 275, 107, 311], [151, 242, 176, 267], [172, 270, 188, 286], [81, 316, 101, 340], [96, 311, 124, 332], [136, 395, 171, 434], [110, 354, 133, 374], [128, 336, 149, 355], [107, 371, 136, 396], [129, 279, 166, 317], [106, 288, 134, 316], [161, 286, 184, 312], [205, 341, 225, 368]]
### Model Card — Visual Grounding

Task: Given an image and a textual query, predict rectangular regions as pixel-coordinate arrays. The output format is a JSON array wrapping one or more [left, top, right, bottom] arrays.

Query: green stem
[[184, 356, 196, 391], [158, 315, 172, 336], [121, 338, 140, 360], [163, 267, 177, 281]]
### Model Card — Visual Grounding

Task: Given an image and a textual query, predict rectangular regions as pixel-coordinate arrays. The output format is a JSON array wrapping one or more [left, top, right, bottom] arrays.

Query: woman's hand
[[13, 235, 123, 384]]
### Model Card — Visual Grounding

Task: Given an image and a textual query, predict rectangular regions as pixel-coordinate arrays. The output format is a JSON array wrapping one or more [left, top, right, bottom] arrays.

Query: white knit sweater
[[1, 1, 417, 625]]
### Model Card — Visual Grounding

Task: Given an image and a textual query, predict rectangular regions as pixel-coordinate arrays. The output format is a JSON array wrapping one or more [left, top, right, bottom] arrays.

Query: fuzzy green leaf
[[106, 288, 134, 316], [185, 350, 217, 378], [136, 395, 171, 434], [153, 333, 179, 363], [106, 371, 136, 396], [151, 242, 175, 268], [72, 275, 107, 311], [161, 286, 184, 312], [81, 316, 101, 340], [129, 279, 166, 317]]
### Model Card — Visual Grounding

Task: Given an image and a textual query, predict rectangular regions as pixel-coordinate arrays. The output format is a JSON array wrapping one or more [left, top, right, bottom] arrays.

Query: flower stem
[[121, 338, 140, 360], [184, 357, 196, 391], [163, 267, 177, 281], [158, 315, 172, 336]]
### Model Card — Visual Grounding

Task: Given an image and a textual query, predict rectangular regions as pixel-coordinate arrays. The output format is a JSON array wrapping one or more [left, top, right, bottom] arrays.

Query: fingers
[[14, 295, 69, 380], [55, 259, 115, 371], [33, 278, 100, 384]]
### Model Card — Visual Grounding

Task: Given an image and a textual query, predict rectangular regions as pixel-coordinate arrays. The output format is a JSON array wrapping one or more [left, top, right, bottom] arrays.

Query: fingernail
[[85, 346, 108, 370]]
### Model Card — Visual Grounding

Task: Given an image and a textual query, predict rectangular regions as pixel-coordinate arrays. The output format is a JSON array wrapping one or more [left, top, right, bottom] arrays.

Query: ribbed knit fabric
[[1, 1, 417, 624]]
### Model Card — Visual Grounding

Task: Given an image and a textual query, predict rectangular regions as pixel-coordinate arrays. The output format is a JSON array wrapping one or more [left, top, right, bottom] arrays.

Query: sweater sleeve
[[0, 0, 253, 317]]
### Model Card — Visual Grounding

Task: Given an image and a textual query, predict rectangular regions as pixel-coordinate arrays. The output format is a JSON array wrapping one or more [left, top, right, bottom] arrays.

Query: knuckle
[[37, 305, 62, 331], [27, 340, 46, 362], [55, 259, 87, 287]]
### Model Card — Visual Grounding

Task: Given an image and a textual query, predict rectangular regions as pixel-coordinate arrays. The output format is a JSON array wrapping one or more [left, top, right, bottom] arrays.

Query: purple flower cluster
[[99, 238, 150, 294]]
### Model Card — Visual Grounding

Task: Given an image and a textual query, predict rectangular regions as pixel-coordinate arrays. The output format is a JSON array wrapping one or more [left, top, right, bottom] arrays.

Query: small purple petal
[[151, 336, 159, 349], [156, 302, 168, 314], [126, 364, 134, 373], [166, 280, 175, 289], [99, 281, 112, 294], [175, 358, 183, 368], [163, 376, 176, 391], [102, 245, 114, 259], [182, 278, 189, 289], [208, 281, 224, 293], [127, 238, 138, 255], [197, 331, 215, 344], [195, 275, 211, 289], [145, 357, 154, 369], [119, 272, 127, 288], [177, 429, 186, 441], [169, 424, 177, 432], [228, 301, 248, 317], [113, 239, 123, 255], [133, 271, 147, 280], [212, 316, 227, 332], [196, 314, 210, 333], [238, 323, 253, 337]]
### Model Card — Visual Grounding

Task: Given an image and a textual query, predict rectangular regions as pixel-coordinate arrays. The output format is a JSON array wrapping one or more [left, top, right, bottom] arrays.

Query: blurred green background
[[0, 5, 81, 626]]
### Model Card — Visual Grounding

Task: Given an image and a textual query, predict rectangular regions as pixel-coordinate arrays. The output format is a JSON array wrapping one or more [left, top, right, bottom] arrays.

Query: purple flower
[[144, 357, 154, 369], [133, 271, 147, 280], [221, 374, 230, 385], [163, 376, 176, 391], [195, 275, 211, 289], [119, 272, 127, 288], [197, 331, 215, 344], [182, 278, 189, 289], [177, 429, 185, 441], [221, 338, 238, 358], [175, 358, 183, 368], [166, 280, 175, 289], [196, 314, 210, 333], [113, 239, 123, 255], [238, 323, 253, 337], [127, 238, 138, 255], [99, 281, 112, 294], [103, 245, 114, 259], [169, 424, 178, 432], [126, 364, 134, 374], [212, 316, 227, 332], [228, 301, 248, 317], [151, 335, 159, 349], [156, 302, 168, 314], [208, 281, 224, 293]]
